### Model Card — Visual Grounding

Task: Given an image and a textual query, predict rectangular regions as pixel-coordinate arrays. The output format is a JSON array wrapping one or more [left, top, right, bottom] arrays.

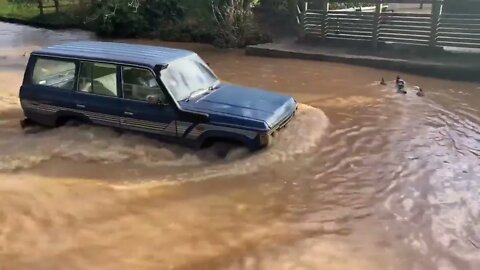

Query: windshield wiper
[[211, 81, 220, 90], [186, 88, 209, 102], [185, 83, 220, 102]]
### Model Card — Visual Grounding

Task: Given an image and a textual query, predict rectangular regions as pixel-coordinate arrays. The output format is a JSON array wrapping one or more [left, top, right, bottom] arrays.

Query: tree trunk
[[37, 0, 44, 15], [53, 0, 60, 13]]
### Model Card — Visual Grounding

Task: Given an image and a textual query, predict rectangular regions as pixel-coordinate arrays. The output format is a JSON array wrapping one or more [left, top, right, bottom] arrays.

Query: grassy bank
[[0, 0, 40, 20], [0, 0, 83, 28]]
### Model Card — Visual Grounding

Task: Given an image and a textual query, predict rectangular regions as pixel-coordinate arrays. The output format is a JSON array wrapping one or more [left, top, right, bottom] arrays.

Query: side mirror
[[146, 94, 160, 105], [146, 94, 168, 106]]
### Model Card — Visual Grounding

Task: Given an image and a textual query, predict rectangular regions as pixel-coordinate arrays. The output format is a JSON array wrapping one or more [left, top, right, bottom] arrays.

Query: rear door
[[74, 61, 122, 127], [20, 56, 77, 123], [119, 66, 181, 138]]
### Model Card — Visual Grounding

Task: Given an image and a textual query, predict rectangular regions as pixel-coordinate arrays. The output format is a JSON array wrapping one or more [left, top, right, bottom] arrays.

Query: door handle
[[124, 111, 134, 116], [76, 104, 86, 109]]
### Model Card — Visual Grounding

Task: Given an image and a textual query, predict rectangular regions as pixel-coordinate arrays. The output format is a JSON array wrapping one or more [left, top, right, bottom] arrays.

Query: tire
[[63, 119, 83, 127], [211, 141, 235, 159], [56, 116, 86, 127]]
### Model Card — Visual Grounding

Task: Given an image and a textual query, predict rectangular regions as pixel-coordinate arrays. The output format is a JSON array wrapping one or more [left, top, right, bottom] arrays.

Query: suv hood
[[178, 84, 296, 129]]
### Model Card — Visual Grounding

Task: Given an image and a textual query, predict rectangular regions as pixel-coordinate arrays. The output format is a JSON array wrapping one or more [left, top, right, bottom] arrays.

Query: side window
[[78, 62, 118, 97], [31, 58, 76, 90], [122, 67, 166, 102]]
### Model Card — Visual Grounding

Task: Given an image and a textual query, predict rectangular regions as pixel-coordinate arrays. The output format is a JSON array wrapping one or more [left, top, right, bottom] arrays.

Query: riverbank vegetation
[[0, 0, 38, 20], [1, 0, 304, 47], [0, 0, 85, 27]]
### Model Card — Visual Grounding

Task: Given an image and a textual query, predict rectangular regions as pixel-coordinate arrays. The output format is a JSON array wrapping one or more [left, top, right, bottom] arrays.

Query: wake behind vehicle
[[19, 41, 297, 150]]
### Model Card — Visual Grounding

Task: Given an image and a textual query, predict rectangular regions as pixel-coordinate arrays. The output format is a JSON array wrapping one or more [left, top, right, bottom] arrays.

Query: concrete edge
[[246, 45, 480, 83]]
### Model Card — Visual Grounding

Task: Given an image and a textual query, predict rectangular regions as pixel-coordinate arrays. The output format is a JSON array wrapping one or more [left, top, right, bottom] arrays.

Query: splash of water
[[0, 104, 329, 185]]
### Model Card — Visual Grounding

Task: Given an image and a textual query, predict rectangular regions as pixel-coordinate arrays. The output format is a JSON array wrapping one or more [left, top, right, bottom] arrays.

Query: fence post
[[372, 0, 382, 49], [304, 0, 308, 30], [296, 1, 305, 37], [53, 0, 59, 13], [37, 0, 44, 15], [430, 0, 443, 47], [320, 0, 329, 40]]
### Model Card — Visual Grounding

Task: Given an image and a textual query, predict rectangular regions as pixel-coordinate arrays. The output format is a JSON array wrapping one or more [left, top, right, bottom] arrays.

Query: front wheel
[[211, 142, 236, 159]]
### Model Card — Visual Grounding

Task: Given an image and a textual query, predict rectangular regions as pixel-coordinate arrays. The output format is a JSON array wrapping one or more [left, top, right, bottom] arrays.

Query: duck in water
[[380, 78, 387, 85], [396, 75, 406, 86], [396, 76, 407, 94], [397, 82, 407, 94], [415, 86, 425, 97]]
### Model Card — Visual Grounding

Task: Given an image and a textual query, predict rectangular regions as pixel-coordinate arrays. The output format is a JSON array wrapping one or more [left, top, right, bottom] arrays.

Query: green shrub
[[149, 19, 214, 43], [86, 0, 184, 38], [212, 0, 271, 48], [259, 0, 290, 15]]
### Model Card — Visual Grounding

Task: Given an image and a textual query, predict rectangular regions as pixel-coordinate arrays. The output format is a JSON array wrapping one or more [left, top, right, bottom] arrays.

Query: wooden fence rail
[[379, 13, 431, 45], [302, 6, 480, 49], [437, 13, 480, 48]]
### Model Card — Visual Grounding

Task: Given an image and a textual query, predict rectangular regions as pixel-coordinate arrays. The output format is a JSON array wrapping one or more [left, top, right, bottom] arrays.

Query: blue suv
[[20, 41, 297, 150]]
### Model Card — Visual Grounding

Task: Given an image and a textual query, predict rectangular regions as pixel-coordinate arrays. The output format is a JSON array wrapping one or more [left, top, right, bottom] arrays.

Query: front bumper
[[259, 105, 297, 146]]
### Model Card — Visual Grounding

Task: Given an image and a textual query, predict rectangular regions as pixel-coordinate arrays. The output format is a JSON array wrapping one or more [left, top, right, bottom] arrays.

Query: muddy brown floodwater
[[1, 22, 480, 270]]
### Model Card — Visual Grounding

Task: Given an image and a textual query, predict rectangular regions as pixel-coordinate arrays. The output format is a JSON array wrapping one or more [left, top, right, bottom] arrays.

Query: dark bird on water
[[396, 75, 405, 86], [380, 78, 387, 85], [395, 75, 407, 94], [397, 81, 407, 94]]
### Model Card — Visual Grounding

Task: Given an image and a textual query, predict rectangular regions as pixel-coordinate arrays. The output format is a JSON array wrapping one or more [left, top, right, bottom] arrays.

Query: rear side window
[[78, 62, 118, 97], [31, 58, 76, 90]]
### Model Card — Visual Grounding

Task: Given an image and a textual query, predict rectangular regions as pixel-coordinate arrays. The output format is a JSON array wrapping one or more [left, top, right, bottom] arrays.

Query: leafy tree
[[85, 0, 184, 37], [212, 0, 271, 47]]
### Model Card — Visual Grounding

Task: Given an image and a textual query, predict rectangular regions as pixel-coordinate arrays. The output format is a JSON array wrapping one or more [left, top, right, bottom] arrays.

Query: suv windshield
[[160, 55, 218, 101]]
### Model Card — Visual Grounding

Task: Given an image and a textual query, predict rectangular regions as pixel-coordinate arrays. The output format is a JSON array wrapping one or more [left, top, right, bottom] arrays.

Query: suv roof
[[33, 41, 195, 68]]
